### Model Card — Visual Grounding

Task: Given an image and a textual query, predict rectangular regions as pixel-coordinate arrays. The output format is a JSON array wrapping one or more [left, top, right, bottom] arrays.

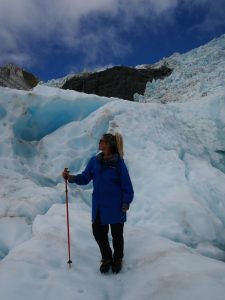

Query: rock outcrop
[[0, 64, 39, 90], [62, 65, 172, 100]]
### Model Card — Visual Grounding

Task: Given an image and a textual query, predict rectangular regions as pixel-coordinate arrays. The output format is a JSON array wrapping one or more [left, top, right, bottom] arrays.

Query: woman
[[62, 133, 134, 274]]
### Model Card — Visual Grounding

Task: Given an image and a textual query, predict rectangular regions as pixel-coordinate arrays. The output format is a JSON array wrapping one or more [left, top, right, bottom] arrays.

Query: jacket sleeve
[[119, 160, 134, 205], [69, 157, 94, 185]]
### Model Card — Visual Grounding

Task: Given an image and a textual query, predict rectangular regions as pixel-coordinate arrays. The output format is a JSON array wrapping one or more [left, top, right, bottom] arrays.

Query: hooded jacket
[[69, 153, 134, 224]]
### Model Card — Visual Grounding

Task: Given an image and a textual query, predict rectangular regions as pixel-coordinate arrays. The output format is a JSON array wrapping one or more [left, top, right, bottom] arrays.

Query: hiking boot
[[112, 258, 123, 274], [100, 258, 112, 273]]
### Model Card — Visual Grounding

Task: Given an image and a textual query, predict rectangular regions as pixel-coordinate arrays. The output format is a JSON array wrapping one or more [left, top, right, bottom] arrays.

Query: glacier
[[0, 35, 225, 300], [137, 34, 225, 104]]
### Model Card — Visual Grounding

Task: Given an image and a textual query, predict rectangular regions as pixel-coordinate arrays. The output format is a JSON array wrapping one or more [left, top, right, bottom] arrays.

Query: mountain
[[61, 65, 172, 100], [0, 64, 39, 90]]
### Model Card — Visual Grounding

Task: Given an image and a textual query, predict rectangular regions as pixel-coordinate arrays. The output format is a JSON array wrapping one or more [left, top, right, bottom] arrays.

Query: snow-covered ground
[[0, 35, 225, 300]]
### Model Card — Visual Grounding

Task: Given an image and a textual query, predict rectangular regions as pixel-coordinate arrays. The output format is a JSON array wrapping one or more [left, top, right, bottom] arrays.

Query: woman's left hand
[[122, 203, 129, 212]]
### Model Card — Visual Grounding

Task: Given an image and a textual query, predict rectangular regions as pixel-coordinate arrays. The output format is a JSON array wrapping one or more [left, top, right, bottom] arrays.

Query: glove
[[122, 203, 129, 212], [62, 168, 70, 180]]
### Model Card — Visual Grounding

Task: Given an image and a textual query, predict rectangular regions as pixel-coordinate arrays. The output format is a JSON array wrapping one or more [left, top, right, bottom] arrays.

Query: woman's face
[[99, 138, 110, 153]]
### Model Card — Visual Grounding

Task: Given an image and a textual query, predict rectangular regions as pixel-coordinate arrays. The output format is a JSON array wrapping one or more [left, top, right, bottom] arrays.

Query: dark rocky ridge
[[0, 64, 39, 90], [62, 65, 173, 100]]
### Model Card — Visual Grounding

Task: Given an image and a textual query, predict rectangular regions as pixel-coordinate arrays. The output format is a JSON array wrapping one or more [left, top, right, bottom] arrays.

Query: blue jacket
[[69, 153, 134, 224]]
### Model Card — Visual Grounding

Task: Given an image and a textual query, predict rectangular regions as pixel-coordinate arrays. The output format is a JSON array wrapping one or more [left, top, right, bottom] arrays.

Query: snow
[[136, 34, 225, 104], [44, 74, 77, 88], [0, 35, 225, 300]]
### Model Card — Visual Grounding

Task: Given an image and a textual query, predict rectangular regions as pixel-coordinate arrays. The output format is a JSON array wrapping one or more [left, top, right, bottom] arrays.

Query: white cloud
[[0, 0, 117, 66], [0, 0, 224, 68], [0, 51, 32, 67]]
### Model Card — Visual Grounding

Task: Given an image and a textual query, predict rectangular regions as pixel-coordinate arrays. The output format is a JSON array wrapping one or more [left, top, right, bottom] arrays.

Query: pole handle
[[64, 167, 70, 181]]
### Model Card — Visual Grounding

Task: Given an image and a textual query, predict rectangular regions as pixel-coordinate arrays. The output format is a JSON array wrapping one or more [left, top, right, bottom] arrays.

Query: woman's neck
[[103, 151, 112, 160]]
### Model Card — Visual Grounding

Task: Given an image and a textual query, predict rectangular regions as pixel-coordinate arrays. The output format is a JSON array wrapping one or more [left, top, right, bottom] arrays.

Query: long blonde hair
[[102, 132, 124, 159], [115, 132, 124, 159]]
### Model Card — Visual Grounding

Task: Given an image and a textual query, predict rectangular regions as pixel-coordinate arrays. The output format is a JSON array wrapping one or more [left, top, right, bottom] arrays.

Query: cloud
[[0, 0, 178, 64], [177, 0, 225, 37], [191, 0, 225, 32], [0, 0, 224, 69], [0, 0, 116, 66]]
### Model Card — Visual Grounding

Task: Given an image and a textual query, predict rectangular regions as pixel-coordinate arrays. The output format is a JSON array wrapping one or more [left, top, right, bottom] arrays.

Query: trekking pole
[[64, 167, 72, 267]]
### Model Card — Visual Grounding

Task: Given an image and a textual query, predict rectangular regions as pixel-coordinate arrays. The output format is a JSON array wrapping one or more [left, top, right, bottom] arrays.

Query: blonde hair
[[102, 132, 124, 159], [115, 132, 124, 159]]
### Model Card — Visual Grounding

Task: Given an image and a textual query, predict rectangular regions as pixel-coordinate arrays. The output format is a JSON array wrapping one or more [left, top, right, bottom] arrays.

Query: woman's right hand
[[62, 168, 70, 180]]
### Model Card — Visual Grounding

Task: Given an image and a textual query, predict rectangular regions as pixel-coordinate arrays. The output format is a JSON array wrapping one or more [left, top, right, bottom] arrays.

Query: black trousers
[[92, 212, 124, 260]]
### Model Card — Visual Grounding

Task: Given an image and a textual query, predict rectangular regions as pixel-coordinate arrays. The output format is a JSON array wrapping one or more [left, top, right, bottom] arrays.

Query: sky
[[0, 0, 225, 81]]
